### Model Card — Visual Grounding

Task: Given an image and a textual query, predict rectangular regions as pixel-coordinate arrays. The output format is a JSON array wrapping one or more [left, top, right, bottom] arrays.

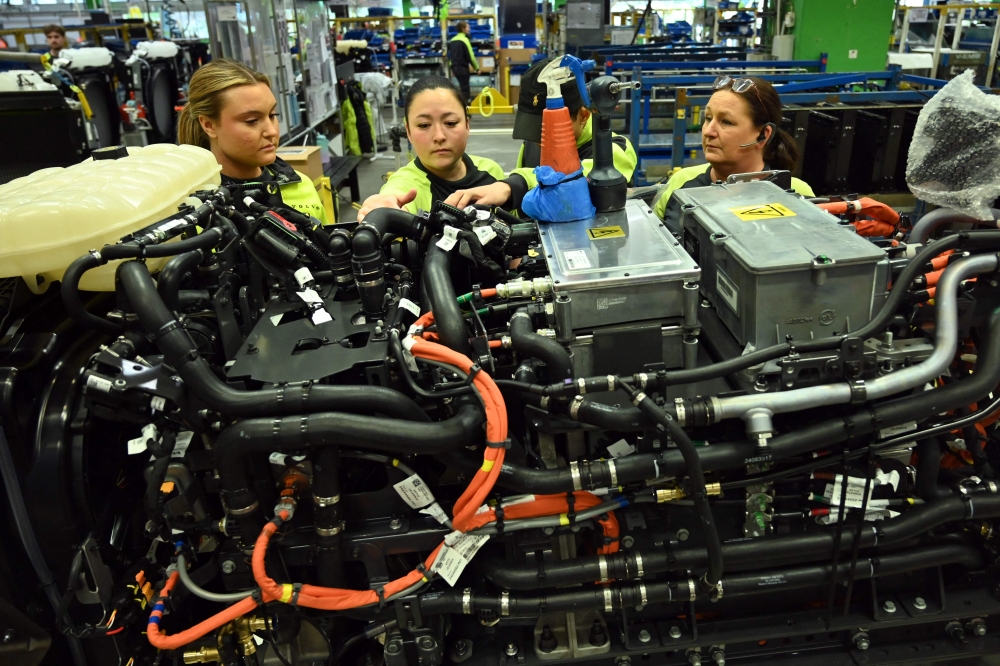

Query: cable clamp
[[251, 588, 264, 606], [290, 583, 302, 606], [849, 379, 867, 404], [486, 438, 510, 449], [495, 507, 505, 535], [153, 319, 183, 342], [376, 586, 387, 611], [463, 364, 482, 387]]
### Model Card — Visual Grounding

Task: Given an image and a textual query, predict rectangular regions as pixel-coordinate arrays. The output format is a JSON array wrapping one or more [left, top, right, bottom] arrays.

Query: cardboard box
[[276, 146, 323, 183]]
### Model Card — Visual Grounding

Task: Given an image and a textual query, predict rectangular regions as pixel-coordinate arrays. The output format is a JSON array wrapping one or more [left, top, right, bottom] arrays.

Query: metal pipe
[[910, 207, 1000, 245], [175, 554, 253, 603], [715, 255, 998, 422], [0, 51, 44, 64]]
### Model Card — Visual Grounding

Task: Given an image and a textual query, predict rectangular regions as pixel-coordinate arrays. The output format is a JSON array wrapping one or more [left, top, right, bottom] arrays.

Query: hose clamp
[[674, 398, 686, 427], [356, 278, 384, 288], [569, 396, 584, 420], [598, 556, 609, 583], [540, 396, 550, 410], [577, 377, 587, 394], [688, 578, 697, 602], [313, 494, 341, 507], [462, 587, 473, 615], [632, 391, 647, 407], [607, 459, 618, 487], [634, 552, 644, 579], [509, 311, 531, 324], [90, 250, 102, 262], [228, 500, 260, 516], [606, 375, 616, 391], [638, 372, 648, 389], [711, 579, 724, 602], [603, 586, 613, 612], [500, 591, 510, 616], [849, 379, 867, 405], [570, 461, 583, 491], [315, 522, 345, 537], [638, 582, 648, 610]]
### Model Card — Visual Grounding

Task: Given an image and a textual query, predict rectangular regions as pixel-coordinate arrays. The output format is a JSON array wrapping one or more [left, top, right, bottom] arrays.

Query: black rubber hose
[[118, 261, 429, 420], [313, 447, 345, 588], [61, 253, 122, 334], [485, 494, 1000, 589], [509, 309, 573, 382], [0, 428, 87, 666], [157, 250, 204, 312], [100, 227, 225, 260], [424, 240, 471, 353], [916, 438, 953, 502], [621, 380, 722, 592], [571, 397, 656, 431], [144, 430, 177, 523], [214, 404, 485, 541]]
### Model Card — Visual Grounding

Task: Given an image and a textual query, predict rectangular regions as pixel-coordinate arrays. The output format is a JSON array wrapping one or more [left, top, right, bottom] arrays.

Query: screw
[[389, 516, 403, 530], [221, 560, 236, 574], [669, 625, 682, 639], [418, 636, 435, 649], [882, 600, 897, 613], [621, 535, 635, 548], [913, 597, 927, 610], [453, 639, 469, 656], [386, 641, 401, 654], [676, 529, 690, 541], [504, 641, 518, 656], [853, 633, 870, 651], [638, 629, 651, 643]]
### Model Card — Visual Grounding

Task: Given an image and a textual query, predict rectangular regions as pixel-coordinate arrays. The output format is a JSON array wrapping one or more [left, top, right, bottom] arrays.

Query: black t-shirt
[[415, 154, 498, 204]]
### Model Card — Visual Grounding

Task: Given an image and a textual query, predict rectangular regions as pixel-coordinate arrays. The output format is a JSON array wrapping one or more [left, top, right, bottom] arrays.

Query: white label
[[508, 40, 524, 49], [268, 451, 307, 465], [394, 474, 436, 509], [311, 309, 333, 325], [402, 348, 419, 372], [910, 7, 929, 22], [822, 481, 873, 509], [564, 249, 591, 270], [819, 508, 899, 524], [216, 4, 238, 21], [432, 533, 490, 586], [294, 267, 314, 288], [848, 49, 858, 59], [297, 289, 323, 305], [879, 421, 917, 439], [151, 396, 166, 412], [270, 314, 284, 326], [128, 424, 159, 455], [607, 439, 636, 458], [473, 225, 497, 245], [420, 501, 450, 524], [86, 374, 113, 393], [173, 431, 194, 458], [397, 298, 421, 317], [436, 226, 460, 251], [159, 219, 188, 233], [716, 270, 739, 313], [481, 57, 495, 68], [510, 74, 522, 86]]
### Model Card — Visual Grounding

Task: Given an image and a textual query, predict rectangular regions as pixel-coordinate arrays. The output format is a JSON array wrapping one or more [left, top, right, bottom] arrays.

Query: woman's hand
[[444, 182, 512, 209], [357, 189, 417, 221]]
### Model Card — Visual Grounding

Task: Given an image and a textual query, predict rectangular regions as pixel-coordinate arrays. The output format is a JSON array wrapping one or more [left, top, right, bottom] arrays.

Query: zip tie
[[290, 583, 302, 606], [486, 438, 510, 449], [376, 586, 386, 611]]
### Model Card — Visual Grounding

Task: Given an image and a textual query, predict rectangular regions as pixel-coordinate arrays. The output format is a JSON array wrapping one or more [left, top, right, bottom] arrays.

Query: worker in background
[[442, 56, 637, 210], [43, 24, 67, 59], [447, 21, 478, 105], [357, 76, 506, 220], [177, 58, 328, 223], [653, 75, 813, 231]]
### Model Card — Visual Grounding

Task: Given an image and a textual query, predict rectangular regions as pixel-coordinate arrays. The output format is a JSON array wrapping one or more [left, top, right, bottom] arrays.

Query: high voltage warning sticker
[[587, 225, 626, 239], [729, 203, 797, 221]]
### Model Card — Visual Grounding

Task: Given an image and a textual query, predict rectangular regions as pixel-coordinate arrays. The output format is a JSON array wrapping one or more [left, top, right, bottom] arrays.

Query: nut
[[221, 560, 237, 575]]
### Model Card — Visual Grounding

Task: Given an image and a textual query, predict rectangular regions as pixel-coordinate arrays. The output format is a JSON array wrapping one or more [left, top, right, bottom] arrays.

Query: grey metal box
[[539, 200, 701, 330], [674, 180, 888, 349]]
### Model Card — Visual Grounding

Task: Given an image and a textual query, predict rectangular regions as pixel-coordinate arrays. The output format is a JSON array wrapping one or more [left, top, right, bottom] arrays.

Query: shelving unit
[[711, 6, 759, 47], [894, 2, 1000, 86]]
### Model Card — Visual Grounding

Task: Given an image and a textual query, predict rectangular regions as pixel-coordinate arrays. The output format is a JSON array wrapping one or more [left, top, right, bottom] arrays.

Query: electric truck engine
[[2, 145, 1000, 666]]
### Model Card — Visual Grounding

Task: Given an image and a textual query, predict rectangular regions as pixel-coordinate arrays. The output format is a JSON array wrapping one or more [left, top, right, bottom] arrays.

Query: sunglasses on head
[[712, 75, 757, 93]]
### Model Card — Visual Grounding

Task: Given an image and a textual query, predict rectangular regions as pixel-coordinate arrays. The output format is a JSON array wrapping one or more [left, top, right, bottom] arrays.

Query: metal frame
[[608, 55, 827, 74], [895, 2, 1000, 86]]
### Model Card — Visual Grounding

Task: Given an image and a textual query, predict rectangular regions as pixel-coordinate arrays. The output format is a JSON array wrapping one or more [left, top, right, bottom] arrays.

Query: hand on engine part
[[444, 182, 512, 209], [357, 189, 417, 221]]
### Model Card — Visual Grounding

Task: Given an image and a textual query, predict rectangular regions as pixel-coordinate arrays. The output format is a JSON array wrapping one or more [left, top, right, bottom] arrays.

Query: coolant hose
[[424, 240, 471, 354], [910, 207, 1000, 245], [916, 438, 953, 502], [313, 447, 345, 588], [61, 253, 122, 335], [118, 261, 429, 420], [351, 207, 424, 317], [100, 227, 225, 260], [157, 250, 204, 312], [214, 404, 486, 541], [0, 428, 87, 666], [509, 309, 573, 382]]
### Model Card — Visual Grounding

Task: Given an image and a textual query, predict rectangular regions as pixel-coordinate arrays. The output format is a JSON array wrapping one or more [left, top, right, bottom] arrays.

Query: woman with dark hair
[[357, 76, 505, 220], [653, 75, 814, 230]]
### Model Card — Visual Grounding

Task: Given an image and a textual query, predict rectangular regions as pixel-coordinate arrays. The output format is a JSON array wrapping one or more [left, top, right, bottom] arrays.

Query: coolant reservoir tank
[[0, 144, 221, 293]]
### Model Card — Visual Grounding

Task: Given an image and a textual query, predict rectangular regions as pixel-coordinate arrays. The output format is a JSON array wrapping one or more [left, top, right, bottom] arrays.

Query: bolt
[[453, 639, 469, 656], [389, 516, 403, 530], [1, 630, 13, 644], [621, 535, 635, 548], [246, 343, 258, 354], [386, 641, 401, 655], [638, 629, 651, 643], [418, 636, 435, 650], [688, 653, 702, 666], [114, 378, 127, 388], [615, 657, 632, 666], [669, 625, 682, 639], [221, 560, 236, 575], [676, 529, 690, 542], [711, 648, 726, 666], [854, 635, 870, 651], [970, 618, 988, 636], [882, 600, 897, 613], [504, 641, 518, 657], [913, 597, 927, 610]]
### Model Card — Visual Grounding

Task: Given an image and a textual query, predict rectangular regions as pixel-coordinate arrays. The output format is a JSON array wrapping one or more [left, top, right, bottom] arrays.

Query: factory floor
[[336, 106, 518, 223]]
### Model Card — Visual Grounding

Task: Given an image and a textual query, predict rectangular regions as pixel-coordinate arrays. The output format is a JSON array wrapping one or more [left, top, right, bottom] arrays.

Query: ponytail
[[765, 126, 798, 172], [729, 76, 800, 174], [176, 59, 271, 150]]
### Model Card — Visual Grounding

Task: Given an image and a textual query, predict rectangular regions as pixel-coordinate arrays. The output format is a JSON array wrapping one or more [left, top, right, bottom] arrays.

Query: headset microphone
[[740, 122, 776, 148]]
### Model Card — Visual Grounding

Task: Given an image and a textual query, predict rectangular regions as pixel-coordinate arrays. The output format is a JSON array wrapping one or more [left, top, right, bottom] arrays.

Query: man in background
[[447, 21, 478, 105], [43, 24, 67, 59]]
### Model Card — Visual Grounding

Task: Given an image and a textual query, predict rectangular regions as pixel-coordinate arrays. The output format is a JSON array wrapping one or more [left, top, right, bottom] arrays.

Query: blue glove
[[521, 166, 596, 223]]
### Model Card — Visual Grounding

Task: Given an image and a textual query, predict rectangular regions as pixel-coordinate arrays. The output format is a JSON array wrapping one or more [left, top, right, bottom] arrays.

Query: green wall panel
[[790, 0, 895, 72]]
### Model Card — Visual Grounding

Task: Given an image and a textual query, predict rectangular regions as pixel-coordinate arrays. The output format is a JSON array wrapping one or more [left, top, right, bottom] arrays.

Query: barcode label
[[716, 270, 739, 313], [564, 250, 591, 270]]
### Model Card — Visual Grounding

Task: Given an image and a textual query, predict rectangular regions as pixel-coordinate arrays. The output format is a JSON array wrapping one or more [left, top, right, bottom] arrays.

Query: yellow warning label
[[729, 203, 797, 221], [587, 225, 626, 240]]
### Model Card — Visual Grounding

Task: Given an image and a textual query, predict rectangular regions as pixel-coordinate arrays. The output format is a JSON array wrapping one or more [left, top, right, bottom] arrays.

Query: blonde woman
[[177, 58, 327, 223]]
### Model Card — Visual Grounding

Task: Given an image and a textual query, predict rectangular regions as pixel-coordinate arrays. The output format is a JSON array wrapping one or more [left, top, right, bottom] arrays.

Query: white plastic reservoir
[[0, 144, 221, 293]]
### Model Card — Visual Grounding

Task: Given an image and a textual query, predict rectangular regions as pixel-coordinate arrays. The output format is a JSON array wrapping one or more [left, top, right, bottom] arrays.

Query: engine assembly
[[3, 147, 1000, 666]]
